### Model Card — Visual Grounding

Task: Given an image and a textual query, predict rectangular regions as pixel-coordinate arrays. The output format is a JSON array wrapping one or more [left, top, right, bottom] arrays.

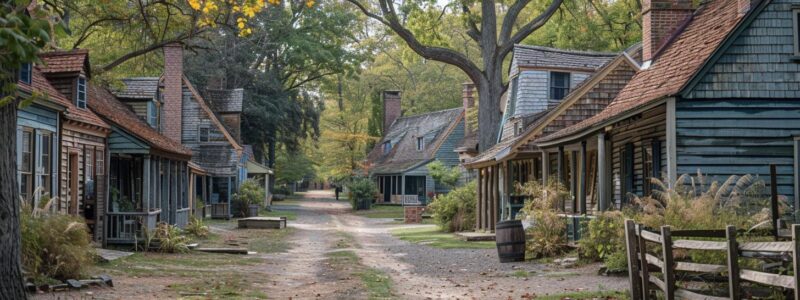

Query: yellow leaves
[[305, 0, 315, 8], [188, 0, 202, 10]]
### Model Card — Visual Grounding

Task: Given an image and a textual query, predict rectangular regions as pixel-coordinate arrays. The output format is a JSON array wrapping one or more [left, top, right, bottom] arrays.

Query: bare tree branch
[[498, 0, 563, 59], [499, 0, 532, 44]]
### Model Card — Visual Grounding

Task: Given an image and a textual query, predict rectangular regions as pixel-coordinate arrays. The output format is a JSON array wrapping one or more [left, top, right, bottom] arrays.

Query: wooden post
[[623, 220, 642, 300], [579, 141, 587, 215], [491, 165, 498, 231], [597, 133, 608, 211], [725, 225, 741, 300], [542, 151, 550, 186], [482, 168, 488, 230], [476, 169, 482, 231], [792, 224, 800, 300], [770, 164, 779, 240], [557, 146, 565, 212], [661, 226, 675, 300], [637, 224, 650, 299], [571, 150, 578, 213]]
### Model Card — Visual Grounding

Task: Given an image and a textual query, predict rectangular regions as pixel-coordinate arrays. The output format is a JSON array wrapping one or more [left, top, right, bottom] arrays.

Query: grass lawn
[[390, 226, 495, 249], [259, 208, 297, 220], [325, 250, 393, 299], [354, 204, 404, 219]]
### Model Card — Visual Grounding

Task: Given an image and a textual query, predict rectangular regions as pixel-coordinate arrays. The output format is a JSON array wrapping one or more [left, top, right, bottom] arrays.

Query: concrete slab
[[238, 217, 287, 229], [455, 231, 496, 242], [96, 248, 134, 262]]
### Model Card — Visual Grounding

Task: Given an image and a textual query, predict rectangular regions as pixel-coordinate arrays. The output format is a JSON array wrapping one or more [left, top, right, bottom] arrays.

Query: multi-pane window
[[20, 129, 34, 201], [198, 126, 210, 142], [621, 143, 635, 203], [416, 137, 424, 151], [147, 101, 159, 129], [84, 147, 95, 201], [96, 149, 104, 176], [383, 141, 392, 154], [549, 72, 571, 100], [76, 76, 87, 109], [19, 63, 31, 85], [507, 76, 519, 116], [39, 133, 51, 199]]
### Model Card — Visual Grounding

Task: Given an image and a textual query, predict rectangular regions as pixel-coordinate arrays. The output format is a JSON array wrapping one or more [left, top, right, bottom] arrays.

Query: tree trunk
[[476, 62, 505, 152], [0, 98, 26, 299]]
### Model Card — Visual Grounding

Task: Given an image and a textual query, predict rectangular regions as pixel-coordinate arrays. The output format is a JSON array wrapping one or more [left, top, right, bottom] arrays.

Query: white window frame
[[19, 63, 32, 85], [147, 101, 159, 128], [416, 137, 424, 151], [198, 125, 210, 142], [549, 71, 571, 100], [76, 76, 87, 109]]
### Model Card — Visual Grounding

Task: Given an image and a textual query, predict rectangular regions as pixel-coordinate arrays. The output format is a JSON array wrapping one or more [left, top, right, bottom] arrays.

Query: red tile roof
[[18, 67, 109, 129], [538, 0, 744, 143], [38, 49, 90, 76], [88, 84, 192, 157]]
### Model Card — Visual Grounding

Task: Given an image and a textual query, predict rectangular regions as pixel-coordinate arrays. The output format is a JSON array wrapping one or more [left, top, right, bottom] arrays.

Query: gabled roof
[[88, 83, 192, 158], [115, 77, 161, 100], [18, 67, 109, 130], [367, 107, 464, 174], [511, 44, 616, 73], [466, 48, 641, 168], [182, 77, 243, 151], [205, 88, 243, 113], [537, 0, 744, 144], [38, 49, 91, 77]]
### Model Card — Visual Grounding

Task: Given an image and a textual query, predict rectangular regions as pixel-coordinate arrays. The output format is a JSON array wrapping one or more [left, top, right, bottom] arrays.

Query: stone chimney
[[162, 43, 183, 142], [642, 0, 693, 62], [462, 82, 476, 135], [382, 91, 401, 132]]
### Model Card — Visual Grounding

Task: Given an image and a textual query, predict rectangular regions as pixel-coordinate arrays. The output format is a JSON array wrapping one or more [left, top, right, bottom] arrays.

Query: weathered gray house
[[367, 91, 466, 205]]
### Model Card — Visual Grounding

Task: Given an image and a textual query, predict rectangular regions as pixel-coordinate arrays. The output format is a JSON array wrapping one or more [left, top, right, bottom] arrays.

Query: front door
[[383, 177, 390, 203], [68, 153, 79, 215]]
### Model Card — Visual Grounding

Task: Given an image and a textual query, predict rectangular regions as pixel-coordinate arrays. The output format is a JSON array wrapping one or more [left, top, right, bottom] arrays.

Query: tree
[[345, 0, 563, 150], [0, 2, 52, 298]]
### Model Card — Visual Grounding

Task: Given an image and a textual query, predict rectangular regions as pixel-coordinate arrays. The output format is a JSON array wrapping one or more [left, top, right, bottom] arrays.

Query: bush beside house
[[347, 177, 377, 210], [428, 181, 476, 232]]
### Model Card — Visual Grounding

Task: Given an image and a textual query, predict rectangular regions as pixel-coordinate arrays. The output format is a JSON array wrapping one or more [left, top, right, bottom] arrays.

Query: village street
[[238, 190, 627, 299]]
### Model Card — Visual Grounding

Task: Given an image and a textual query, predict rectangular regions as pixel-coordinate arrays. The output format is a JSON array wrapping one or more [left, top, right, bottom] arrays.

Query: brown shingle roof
[[39, 49, 90, 76], [512, 45, 616, 72], [115, 77, 161, 99], [538, 0, 743, 143], [88, 84, 191, 157], [18, 67, 109, 129]]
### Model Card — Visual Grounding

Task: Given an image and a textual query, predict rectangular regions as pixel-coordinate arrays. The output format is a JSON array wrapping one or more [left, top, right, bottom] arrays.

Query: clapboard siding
[[435, 119, 465, 168], [511, 70, 592, 118], [108, 126, 149, 153], [59, 126, 107, 241], [18, 104, 58, 130], [675, 99, 800, 198], [610, 105, 666, 208], [181, 85, 239, 176], [124, 100, 149, 121]]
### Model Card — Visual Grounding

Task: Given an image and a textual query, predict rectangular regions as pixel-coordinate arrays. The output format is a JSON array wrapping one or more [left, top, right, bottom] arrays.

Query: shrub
[[427, 160, 462, 189], [152, 223, 190, 253], [185, 216, 209, 238], [428, 181, 476, 232], [346, 176, 378, 210], [233, 179, 265, 217], [273, 185, 292, 196], [579, 211, 627, 269], [517, 178, 571, 258], [20, 197, 94, 282]]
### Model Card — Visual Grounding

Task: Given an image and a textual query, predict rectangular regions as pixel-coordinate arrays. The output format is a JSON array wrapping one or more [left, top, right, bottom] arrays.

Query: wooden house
[[112, 44, 244, 219], [36, 50, 113, 241], [367, 91, 466, 205], [535, 0, 800, 213], [465, 45, 639, 231]]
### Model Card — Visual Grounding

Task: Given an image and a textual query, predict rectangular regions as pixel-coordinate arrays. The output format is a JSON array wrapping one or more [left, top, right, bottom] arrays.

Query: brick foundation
[[404, 205, 425, 224]]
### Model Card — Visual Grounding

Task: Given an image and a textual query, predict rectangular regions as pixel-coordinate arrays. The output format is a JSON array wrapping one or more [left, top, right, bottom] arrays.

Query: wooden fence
[[624, 219, 800, 299]]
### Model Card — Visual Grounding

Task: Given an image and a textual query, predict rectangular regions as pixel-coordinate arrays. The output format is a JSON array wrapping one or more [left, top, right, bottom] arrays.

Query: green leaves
[[0, 2, 52, 107]]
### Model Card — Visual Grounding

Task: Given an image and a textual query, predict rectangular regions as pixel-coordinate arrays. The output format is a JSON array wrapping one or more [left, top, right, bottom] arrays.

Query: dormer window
[[383, 141, 392, 154], [549, 71, 570, 100], [198, 125, 210, 142], [147, 101, 159, 129], [514, 122, 522, 136], [416, 137, 424, 151], [19, 63, 31, 85], [76, 76, 87, 109]]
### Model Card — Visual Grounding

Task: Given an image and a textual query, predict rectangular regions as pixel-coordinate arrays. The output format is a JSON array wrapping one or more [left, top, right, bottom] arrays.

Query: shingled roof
[[538, 0, 744, 144], [115, 77, 161, 99], [38, 49, 91, 77], [88, 84, 191, 157], [367, 108, 463, 174], [511, 45, 616, 74], [205, 88, 243, 113], [18, 67, 109, 129]]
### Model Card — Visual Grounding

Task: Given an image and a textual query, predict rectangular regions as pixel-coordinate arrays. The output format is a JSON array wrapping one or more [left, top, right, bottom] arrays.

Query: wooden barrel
[[495, 220, 526, 263]]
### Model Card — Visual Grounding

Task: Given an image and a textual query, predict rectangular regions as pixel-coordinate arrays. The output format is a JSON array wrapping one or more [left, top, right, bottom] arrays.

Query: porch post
[[476, 169, 482, 230], [401, 174, 406, 203], [598, 132, 608, 211], [579, 141, 587, 215], [557, 146, 565, 212], [143, 156, 151, 212], [666, 98, 677, 188], [571, 151, 578, 213], [542, 151, 550, 185]]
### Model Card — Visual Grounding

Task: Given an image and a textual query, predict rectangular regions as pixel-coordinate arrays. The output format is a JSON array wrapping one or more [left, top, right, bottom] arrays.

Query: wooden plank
[[739, 269, 794, 289], [725, 226, 740, 300], [649, 276, 666, 294], [639, 230, 662, 243], [672, 239, 727, 251], [661, 226, 675, 300], [624, 220, 642, 300], [645, 253, 663, 269], [637, 225, 651, 299], [194, 248, 249, 254], [674, 289, 729, 300], [670, 229, 727, 238], [674, 262, 726, 273], [738, 241, 793, 252]]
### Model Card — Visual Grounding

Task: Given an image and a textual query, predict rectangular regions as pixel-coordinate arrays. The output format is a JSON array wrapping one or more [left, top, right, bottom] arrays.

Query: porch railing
[[106, 210, 160, 244], [175, 208, 190, 228]]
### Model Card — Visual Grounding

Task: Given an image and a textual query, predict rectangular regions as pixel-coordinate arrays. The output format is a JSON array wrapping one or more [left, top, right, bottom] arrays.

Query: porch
[[375, 174, 429, 205]]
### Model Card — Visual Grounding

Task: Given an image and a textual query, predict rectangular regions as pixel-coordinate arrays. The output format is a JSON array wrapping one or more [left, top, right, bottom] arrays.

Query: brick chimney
[[382, 91, 401, 132], [642, 0, 693, 62], [162, 43, 183, 142], [462, 82, 476, 135]]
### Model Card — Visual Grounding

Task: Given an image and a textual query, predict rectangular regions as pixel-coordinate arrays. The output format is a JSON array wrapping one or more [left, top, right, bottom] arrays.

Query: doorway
[[68, 153, 79, 215]]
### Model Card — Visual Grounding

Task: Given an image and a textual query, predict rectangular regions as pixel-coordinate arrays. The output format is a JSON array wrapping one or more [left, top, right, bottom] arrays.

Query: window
[[76, 76, 87, 109], [84, 147, 95, 201], [383, 141, 392, 154], [19, 63, 31, 85], [514, 122, 523, 136], [507, 76, 519, 116], [19, 129, 34, 201], [621, 143, 634, 203], [95, 149, 104, 176], [39, 133, 51, 199], [549, 72, 571, 100], [416, 137, 424, 151], [147, 101, 159, 129], [793, 9, 800, 56], [642, 143, 653, 196], [198, 126, 210, 142]]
